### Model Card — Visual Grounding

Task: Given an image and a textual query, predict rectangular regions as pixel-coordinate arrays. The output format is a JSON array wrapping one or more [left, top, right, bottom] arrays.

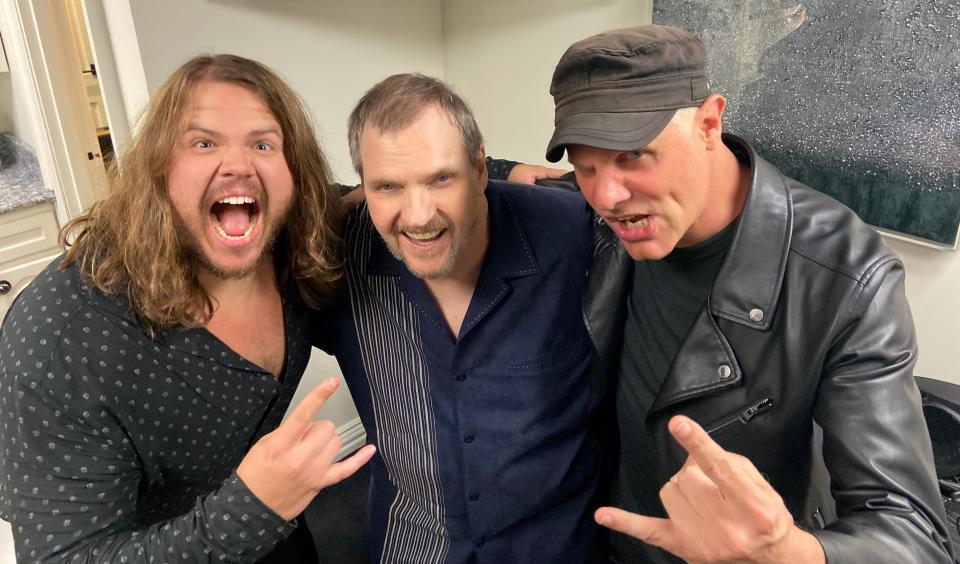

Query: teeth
[[214, 218, 257, 240], [217, 196, 255, 205], [405, 229, 442, 241], [622, 216, 650, 229]]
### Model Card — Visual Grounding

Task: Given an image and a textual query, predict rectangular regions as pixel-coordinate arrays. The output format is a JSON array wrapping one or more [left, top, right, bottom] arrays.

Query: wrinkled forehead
[[361, 106, 470, 168], [179, 80, 283, 133]]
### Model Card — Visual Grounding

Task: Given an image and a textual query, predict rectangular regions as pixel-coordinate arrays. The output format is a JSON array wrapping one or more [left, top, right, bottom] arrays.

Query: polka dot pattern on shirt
[[0, 258, 312, 562]]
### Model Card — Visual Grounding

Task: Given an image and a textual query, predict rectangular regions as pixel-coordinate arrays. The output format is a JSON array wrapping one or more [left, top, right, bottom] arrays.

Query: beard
[[384, 234, 466, 280], [384, 213, 476, 280], [172, 182, 292, 280]]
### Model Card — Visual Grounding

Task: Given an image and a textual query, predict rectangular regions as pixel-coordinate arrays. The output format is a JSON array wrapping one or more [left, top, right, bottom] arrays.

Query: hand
[[341, 185, 365, 207], [236, 377, 376, 521], [595, 415, 825, 564], [506, 163, 570, 185]]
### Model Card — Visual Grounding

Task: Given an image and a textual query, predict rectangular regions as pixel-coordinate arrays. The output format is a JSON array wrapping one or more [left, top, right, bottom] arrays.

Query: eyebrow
[[181, 125, 282, 138], [248, 128, 283, 138], [182, 125, 218, 137]]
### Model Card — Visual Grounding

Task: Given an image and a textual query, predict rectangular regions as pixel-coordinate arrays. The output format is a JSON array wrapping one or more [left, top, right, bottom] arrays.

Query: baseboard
[[336, 417, 367, 461]]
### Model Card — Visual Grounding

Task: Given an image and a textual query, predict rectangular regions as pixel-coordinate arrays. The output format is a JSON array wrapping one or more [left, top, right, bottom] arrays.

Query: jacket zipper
[[705, 397, 774, 436]]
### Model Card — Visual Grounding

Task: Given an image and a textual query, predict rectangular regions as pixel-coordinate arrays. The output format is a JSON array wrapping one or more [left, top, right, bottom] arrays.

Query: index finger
[[539, 166, 570, 180], [668, 415, 745, 491], [277, 378, 340, 441]]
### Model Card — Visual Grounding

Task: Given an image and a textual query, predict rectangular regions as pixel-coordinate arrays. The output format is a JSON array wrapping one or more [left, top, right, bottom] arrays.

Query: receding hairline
[[357, 101, 460, 146], [347, 73, 483, 176]]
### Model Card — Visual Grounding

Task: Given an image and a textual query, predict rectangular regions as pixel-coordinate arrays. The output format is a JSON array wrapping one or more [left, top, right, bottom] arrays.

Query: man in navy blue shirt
[[316, 73, 603, 561]]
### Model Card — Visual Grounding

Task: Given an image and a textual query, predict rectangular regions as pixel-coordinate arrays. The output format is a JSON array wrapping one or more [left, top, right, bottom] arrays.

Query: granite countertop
[[0, 133, 55, 215]]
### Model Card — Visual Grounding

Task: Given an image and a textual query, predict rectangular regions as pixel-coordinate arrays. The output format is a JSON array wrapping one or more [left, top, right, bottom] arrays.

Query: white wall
[[441, 0, 653, 166], [885, 238, 960, 385], [126, 0, 444, 185]]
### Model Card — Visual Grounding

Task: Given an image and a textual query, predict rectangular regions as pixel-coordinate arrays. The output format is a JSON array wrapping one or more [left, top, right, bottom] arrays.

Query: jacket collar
[[708, 134, 793, 331], [648, 135, 794, 412], [585, 135, 795, 412]]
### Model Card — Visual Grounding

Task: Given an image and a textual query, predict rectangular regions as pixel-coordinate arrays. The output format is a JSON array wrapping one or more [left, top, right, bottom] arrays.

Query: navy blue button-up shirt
[[319, 180, 602, 562]]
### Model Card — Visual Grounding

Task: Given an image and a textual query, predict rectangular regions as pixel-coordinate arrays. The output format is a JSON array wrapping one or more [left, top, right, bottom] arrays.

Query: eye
[[254, 142, 272, 151], [622, 149, 644, 161], [571, 163, 594, 178], [433, 174, 453, 185], [193, 139, 214, 150]]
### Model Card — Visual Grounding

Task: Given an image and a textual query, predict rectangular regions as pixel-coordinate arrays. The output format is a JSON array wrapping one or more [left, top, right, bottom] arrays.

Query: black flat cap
[[546, 25, 711, 162]]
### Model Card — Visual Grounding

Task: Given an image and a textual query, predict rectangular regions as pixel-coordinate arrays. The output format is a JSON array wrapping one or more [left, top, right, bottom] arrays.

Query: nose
[[584, 169, 632, 213], [402, 186, 436, 227], [218, 146, 255, 179]]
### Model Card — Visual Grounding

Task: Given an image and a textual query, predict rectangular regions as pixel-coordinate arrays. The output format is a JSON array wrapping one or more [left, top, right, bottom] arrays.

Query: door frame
[[1, 0, 146, 226]]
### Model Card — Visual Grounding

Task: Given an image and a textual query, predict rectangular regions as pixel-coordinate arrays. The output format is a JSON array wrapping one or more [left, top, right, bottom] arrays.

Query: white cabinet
[[0, 202, 62, 320], [0, 519, 14, 564]]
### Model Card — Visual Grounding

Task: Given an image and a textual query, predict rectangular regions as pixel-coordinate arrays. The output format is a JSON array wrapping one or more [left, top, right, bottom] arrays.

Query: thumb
[[595, 507, 682, 554]]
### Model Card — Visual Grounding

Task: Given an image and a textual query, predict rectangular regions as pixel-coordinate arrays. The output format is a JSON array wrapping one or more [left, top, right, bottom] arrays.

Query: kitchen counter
[[0, 133, 54, 214]]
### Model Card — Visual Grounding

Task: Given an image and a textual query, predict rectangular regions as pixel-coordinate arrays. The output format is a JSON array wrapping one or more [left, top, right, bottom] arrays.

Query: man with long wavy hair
[[0, 55, 374, 563]]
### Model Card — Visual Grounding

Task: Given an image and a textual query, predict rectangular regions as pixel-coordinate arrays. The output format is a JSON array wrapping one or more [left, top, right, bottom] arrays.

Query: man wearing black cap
[[545, 25, 952, 563]]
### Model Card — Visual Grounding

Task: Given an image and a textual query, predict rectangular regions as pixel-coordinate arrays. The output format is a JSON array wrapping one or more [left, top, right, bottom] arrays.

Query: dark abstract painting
[[654, 0, 960, 247]]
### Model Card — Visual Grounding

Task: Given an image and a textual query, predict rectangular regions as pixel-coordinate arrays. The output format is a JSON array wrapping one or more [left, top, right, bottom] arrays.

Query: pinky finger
[[319, 444, 377, 488]]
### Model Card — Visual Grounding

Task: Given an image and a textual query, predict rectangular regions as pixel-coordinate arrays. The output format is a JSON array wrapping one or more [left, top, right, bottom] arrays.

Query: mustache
[[393, 217, 450, 236], [202, 178, 265, 208]]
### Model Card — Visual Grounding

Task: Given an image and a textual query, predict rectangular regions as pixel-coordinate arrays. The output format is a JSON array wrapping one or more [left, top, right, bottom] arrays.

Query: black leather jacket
[[585, 135, 953, 563]]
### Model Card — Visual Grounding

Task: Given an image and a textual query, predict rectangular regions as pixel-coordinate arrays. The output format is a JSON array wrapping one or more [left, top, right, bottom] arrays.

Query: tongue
[[216, 205, 251, 237]]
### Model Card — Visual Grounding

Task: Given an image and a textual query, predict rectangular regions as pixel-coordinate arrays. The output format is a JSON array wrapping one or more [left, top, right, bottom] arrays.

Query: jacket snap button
[[718, 364, 732, 379], [749, 308, 764, 322]]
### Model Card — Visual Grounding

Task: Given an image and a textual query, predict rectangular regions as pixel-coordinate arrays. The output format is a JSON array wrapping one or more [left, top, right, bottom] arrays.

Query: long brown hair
[[61, 54, 343, 331]]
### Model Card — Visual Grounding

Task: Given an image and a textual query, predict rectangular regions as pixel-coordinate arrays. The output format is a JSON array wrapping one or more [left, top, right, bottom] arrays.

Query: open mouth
[[617, 214, 650, 230], [210, 196, 261, 240], [402, 228, 445, 243]]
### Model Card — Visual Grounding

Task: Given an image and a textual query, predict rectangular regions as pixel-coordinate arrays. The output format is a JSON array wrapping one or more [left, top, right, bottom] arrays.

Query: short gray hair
[[669, 107, 698, 138], [347, 73, 483, 177]]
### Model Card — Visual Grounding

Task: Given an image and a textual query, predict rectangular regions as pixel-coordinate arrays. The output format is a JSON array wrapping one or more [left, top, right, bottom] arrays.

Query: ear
[[475, 145, 488, 190], [696, 94, 726, 150]]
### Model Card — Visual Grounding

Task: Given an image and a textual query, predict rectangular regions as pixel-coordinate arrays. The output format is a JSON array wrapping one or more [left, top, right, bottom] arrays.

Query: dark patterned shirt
[[0, 258, 315, 563]]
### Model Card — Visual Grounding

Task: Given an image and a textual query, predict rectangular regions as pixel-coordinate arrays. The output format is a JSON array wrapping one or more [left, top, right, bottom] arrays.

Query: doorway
[[63, 0, 114, 169], [0, 0, 129, 226]]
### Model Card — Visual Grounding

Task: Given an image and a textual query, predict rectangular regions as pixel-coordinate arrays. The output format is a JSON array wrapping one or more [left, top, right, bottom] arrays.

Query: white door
[[12, 0, 109, 220]]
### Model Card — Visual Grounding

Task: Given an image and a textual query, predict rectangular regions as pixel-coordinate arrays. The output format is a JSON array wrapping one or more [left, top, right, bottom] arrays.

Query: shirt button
[[455, 373, 466, 382], [469, 492, 480, 501], [463, 435, 474, 444], [718, 364, 732, 379]]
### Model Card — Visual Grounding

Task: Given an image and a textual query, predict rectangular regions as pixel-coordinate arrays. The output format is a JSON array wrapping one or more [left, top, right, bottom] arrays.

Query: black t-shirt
[[610, 220, 737, 562]]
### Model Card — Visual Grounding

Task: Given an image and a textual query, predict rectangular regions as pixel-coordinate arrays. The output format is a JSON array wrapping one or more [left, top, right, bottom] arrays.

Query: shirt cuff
[[201, 471, 299, 561], [486, 156, 520, 181]]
